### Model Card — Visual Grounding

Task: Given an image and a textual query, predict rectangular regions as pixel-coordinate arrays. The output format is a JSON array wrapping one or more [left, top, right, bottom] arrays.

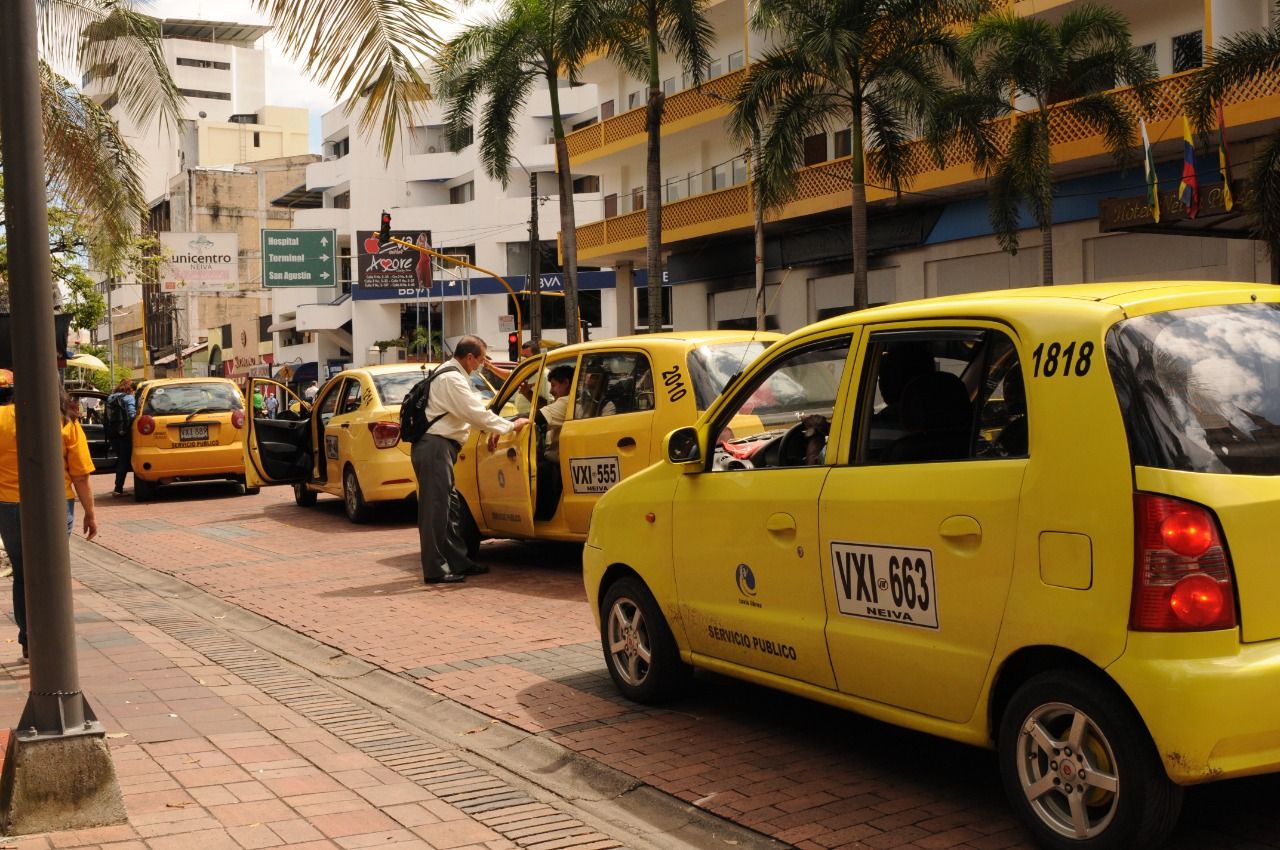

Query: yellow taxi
[[131, 377, 249, 501], [583, 282, 1280, 850], [453, 330, 779, 554], [243, 363, 504, 522]]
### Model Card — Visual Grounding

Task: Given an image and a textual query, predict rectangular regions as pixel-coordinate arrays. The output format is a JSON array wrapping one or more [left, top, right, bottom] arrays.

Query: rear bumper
[[1108, 631, 1280, 784], [133, 443, 244, 483], [351, 450, 417, 504]]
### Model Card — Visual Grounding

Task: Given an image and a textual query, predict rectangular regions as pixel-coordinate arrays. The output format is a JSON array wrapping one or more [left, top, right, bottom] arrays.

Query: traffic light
[[379, 211, 392, 246], [507, 332, 519, 361]]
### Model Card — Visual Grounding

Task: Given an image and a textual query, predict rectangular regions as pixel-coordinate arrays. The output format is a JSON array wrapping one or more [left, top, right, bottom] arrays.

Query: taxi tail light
[[368, 421, 400, 449], [136, 414, 155, 436], [1130, 493, 1236, 632], [231, 409, 245, 429]]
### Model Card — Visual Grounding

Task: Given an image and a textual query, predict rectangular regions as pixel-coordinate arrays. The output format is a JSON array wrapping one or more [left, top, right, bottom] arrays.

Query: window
[[600, 99, 615, 120], [575, 352, 654, 419], [1138, 42, 1157, 68], [834, 129, 851, 158], [803, 133, 827, 166], [631, 187, 645, 211], [449, 181, 475, 204], [448, 125, 474, 151], [507, 290, 602, 333], [665, 175, 688, 203], [339, 380, 364, 415], [178, 88, 232, 101], [712, 161, 732, 190], [728, 51, 745, 72], [635, 285, 672, 332], [857, 329, 1025, 464], [707, 59, 723, 79], [331, 191, 350, 209], [316, 381, 343, 426], [332, 137, 350, 158], [628, 90, 643, 110], [572, 117, 597, 131], [253, 131, 260, 147], [687, 340, 774, 410], [176, 57, 231, 70], [662, 77, 677, 97], [1173, 31, 1203, 73], [604, 194, 618, 218], [573, 175, 600, 193], [732, 156, 748, 186], [709, 336, 852, 470]]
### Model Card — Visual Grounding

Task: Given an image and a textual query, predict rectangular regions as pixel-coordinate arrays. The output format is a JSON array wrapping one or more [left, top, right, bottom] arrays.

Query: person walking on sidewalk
[[414, 335, 528, 584], [105, 377, 137, 495], [0, 370, 98, 661]]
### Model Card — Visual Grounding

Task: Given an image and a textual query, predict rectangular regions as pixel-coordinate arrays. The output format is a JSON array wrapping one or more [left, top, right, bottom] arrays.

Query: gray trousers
[[411, 434, 470, 580]]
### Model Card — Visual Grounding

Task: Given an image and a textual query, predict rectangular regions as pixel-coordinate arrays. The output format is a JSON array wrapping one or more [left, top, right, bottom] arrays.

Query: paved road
[[84, 478, 1280, 850]]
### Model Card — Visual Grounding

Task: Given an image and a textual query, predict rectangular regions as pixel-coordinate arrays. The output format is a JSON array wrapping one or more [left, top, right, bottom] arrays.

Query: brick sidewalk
[[0, 545, 625, 850]]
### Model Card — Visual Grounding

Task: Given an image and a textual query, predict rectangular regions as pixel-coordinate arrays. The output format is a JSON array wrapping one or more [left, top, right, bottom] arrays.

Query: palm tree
[[931, 3, 1156, 285], [731, 0, 988, 312], [435, 0, 596, 344], [595, 0, 712, 332], [1184, 1, 1280, 276]]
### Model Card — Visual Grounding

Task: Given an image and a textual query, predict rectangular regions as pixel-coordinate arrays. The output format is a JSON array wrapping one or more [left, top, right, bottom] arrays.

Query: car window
[[339, 380, 364, 415], [470, 370, 497, 401], [142, 382, 242, 416], [687, 340, 772, 410], [709, 336, 852, 470], [1107, 302, 1280, 474], [315, 380, 343, 426], [857, 329, 1025, 464], [491, 358, 545, 419], [373, 371, 427, 406], [575, 352, 653, 419]]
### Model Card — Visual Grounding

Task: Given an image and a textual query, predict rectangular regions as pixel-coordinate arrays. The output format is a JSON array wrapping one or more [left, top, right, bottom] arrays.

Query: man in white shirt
[[415, 335, 529, 583], [304, 381, 319, 403]]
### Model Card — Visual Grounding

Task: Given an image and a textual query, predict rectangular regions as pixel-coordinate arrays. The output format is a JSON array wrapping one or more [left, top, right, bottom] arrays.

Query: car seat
[[888, 372, 972, 462]]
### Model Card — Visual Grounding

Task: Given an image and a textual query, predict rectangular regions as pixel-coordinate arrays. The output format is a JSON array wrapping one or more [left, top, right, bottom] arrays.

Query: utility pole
[[528, 170, 541, 342], [0, 0, 125, 834], [751, 137, 766, 332]]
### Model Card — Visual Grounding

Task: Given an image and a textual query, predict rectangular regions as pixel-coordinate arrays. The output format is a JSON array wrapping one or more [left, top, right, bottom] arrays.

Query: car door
[[671, 332, 856, 688], [311, 377, 346, 485], [557, 349, 658, 535], [474, 356, 545, 537], [821, 324, 1028, 723], [244, 378, 311, 487], [329, 375, 369, 475]]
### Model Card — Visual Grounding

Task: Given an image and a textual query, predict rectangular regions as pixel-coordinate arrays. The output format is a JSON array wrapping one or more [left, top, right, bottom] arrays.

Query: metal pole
[[0, 0, 93, 735], [528, 170, 541, 343], [105, 279, 114, 378]]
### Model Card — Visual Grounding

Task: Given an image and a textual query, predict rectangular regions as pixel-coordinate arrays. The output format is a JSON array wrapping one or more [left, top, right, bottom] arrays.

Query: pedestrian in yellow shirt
[[0, 371, 97, 660]]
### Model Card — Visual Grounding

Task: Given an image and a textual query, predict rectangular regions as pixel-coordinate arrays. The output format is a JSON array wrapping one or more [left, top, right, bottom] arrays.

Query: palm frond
[[862, 88, 914, 195], [1248, 129, 1280, 249], [1184, 25, 1280, 133], [660, 0, 714, 88], [1063, 93, 1137, 169], [754, 76, 841, 209], [923, 88, 1003, 172], [255, 0, 447, 161], [987, 157, 1023, 255], [477, 66, 539, 184]]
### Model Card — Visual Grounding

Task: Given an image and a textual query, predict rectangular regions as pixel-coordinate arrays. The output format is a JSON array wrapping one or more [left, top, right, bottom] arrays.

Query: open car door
[[244, 378, 312, 488]]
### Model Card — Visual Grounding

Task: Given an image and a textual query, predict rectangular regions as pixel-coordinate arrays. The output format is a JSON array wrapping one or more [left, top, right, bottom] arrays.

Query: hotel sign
[[1100, 182, 1245, 232]]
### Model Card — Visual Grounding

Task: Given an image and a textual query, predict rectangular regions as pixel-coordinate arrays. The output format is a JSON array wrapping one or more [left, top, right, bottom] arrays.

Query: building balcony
[[293, 207, 350, 232], [574, 70, 1280, 262], [565, 69, 744, 165], [307, 156, 351, 191]]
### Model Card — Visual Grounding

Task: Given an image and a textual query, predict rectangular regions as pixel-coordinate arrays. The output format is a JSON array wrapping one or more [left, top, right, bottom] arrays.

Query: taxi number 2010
[[830, 542, 938, 629]]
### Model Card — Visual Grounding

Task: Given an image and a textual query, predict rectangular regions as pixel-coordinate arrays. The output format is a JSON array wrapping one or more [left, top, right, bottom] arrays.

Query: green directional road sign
[[260, 228, 338, 288]]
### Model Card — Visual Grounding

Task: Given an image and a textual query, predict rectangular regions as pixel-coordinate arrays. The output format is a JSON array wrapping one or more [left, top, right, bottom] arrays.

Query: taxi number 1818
[[830, 542, 939, 629]]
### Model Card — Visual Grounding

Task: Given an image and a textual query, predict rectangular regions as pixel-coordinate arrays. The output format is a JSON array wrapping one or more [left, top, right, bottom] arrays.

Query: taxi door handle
[[340, 423, 349, 429], [940, 515, 981, 540], [765, 512, 796, 533], [506, 447, 518, 460], [617, 437, 636, 448]]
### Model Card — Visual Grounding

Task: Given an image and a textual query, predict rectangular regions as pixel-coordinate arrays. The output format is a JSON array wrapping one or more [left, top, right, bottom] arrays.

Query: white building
[[271, 80, 606, 381]]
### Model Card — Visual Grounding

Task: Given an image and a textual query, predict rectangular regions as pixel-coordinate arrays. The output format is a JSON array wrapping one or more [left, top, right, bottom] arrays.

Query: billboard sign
[[356, 230, 432, 296], [159, 232, 238, 292]]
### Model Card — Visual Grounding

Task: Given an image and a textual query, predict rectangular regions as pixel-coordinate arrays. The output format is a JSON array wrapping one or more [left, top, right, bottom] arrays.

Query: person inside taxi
[[484, 340, 540, 384], [415, 335, 529, 584], [576, 369, 616, 419], [534, 364, 574, 521]]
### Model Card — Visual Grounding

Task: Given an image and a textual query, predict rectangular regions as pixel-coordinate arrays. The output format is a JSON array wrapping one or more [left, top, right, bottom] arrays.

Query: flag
[[1179, 115, 1200, 218], [1141, 118, 1160, 223], [1217, 103, 1234, 212]]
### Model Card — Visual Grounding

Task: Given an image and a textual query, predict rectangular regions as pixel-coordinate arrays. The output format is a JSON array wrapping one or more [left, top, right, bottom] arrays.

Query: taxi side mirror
[[665, 427, 702, 469]]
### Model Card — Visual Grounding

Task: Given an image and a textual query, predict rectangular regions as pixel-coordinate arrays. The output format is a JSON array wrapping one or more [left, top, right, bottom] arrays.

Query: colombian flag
[[1179, 115, 1199, 218], [1217, 103, 1234, 212]]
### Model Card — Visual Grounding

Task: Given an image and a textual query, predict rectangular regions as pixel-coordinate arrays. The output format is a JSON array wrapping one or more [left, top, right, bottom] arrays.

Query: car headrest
[[899, 371, 970, 432]]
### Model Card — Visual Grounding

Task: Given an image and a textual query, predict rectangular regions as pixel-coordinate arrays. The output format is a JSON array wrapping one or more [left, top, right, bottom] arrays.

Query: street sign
[[160, 232, 238, 292], [260, 229, 338, 288], [498, 315, 516, 333]]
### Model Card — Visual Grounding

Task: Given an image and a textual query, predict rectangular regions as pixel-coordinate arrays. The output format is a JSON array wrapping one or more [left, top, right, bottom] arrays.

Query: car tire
[[343, 466, 371, 524], [600, 576, 690, 704], [294, 483, 318, 507], [997, 670, 1182, 850], [242, 485, 260, 496], [134, 479, 157, 502], [455, 492, 481, 559]]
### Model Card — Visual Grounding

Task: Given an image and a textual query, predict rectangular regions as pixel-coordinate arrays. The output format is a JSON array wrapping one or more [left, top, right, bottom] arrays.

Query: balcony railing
[[576, 69, 1280, 257]]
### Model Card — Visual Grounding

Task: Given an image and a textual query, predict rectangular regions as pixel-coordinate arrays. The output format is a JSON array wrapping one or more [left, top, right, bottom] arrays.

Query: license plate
[[178, 425, 209, 442], [830, 542, 939, 629], [568, 456, 621, 494]]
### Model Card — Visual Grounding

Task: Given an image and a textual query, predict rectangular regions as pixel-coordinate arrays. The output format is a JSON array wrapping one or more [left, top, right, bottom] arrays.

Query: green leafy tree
[[930, 3, 1156, 284], [436, 0, 596, 343], [1184, 2, 1280, 272], [732, 0, 987, 311], [593, 0, 712, 332]]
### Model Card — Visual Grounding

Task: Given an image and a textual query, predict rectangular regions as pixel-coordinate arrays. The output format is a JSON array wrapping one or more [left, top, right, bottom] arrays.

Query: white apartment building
[[271, 80, 606, 381], [565, 0, 1279, 334]]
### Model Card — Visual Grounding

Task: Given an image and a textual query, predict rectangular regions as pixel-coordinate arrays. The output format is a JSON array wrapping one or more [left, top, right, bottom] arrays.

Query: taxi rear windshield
[[1106, 303, 1280, 475], [374, 369, 496, 406], [688, 340, 773, 410], [142, 383, 242, 416]]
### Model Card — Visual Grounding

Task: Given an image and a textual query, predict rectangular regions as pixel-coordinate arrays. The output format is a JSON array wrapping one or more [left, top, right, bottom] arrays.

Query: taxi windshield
[[688, 340, 772, 410], [142, 383, 242, 416], [1107, 302, 1280, 475], [373, 368, 496, 406]]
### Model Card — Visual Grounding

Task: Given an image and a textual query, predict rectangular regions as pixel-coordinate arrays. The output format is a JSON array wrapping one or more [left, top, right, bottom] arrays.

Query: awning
[[271, 183, 324, 209], [154, 341, 209, 366], [267, 319, 297, 333], [279, 362, 318, 384]]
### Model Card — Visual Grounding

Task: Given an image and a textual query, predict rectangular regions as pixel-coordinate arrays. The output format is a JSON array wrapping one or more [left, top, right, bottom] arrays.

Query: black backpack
[[398, 365, 459, 444], [104, 393, 131, 438]]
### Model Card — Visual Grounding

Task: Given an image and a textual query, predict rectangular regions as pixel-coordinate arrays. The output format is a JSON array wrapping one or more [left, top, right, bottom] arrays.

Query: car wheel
[[600, 576, 690, 704], [343, 467, 371, 523], [998, 670, 1182, 850], [454, 492, 481, 559], [134, 479, 157, 502], [294, 483, 318, 507]]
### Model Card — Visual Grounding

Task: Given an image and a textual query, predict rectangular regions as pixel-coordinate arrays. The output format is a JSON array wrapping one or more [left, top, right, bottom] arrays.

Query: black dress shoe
[[459, 563, 489, 575], [423, 573, 465, 584]]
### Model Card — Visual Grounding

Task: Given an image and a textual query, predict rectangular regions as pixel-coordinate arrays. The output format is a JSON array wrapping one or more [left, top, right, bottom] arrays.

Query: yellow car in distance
[[131, 377, 249, 501], [584, 282, 1280, 850], [244, 363, 503, 522], [453, 330, 779, 554]]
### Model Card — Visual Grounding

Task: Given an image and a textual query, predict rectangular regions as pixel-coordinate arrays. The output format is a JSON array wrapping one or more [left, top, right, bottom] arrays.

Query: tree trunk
[[548, 73, 581, 344], [1040, 221, 1054, 285], [645, 9, 664, 333], [753, 142, 766, 331], [1038, 109, 1054, 286], [528, 169, 541, 342], [850, 111, 868, 311]]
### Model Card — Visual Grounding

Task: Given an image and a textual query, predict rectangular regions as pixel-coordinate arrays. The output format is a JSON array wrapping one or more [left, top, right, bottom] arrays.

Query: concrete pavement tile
[[225, 823, 286, 849], [411, 820, 502, 849], [265, 818, 326, 844], [145, 828, 243, 850], [308, 810, 401, 839], [46, 824, 140, 847], [208, 799, 296, 828], [352, 784, 434, 807]]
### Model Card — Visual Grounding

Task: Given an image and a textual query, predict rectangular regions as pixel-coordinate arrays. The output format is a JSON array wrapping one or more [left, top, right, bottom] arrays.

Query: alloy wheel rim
[[606, 597, 652, 687], [1015, 701, 1120, 840], [345, 473, 358, 514]]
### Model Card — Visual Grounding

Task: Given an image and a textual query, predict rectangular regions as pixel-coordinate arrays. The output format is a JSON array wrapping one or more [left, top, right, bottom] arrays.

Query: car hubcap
[[1016, 701, 1120, 840], [606, 597, 652, 687], [345, 474, 358, 513]]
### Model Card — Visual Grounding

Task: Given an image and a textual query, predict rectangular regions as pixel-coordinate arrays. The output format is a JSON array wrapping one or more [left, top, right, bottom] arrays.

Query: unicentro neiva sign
[[159, 232, 239, 293]]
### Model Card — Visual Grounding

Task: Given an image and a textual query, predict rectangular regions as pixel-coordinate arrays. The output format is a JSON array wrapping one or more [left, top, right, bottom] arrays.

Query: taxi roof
[[548, 329, 783, 353], [344, 363, 442, 377]]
